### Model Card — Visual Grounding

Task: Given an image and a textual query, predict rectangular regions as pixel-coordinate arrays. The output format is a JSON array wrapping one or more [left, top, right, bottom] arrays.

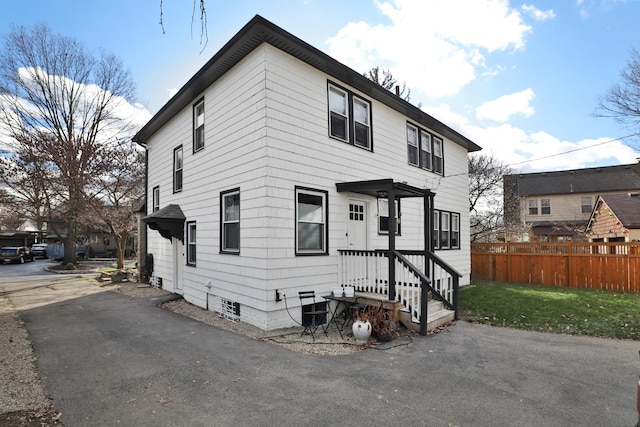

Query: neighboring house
[[503, 163, 640, 242], [133, 16, 481, 332], [586, 193, 640, 242]]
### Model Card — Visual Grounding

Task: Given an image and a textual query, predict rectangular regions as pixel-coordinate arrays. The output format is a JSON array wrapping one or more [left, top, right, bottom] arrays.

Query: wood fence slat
[[471, 242, 640, 292]]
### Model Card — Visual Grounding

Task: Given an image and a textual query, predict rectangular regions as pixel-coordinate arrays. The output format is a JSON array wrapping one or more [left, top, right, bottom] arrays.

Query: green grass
[[460, 281, 640, 340]]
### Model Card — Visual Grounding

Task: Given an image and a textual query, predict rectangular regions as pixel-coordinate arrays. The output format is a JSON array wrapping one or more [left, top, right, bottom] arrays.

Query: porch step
[[397, 300, 455, 334]]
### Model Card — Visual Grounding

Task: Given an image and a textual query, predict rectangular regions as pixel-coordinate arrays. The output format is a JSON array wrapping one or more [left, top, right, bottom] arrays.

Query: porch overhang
[[336, 179, 433, 199], [143, 204, 185, 242]]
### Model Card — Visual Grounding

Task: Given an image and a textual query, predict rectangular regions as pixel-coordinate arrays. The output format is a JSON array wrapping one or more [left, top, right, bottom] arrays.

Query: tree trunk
[[63, 215, 77, 265]]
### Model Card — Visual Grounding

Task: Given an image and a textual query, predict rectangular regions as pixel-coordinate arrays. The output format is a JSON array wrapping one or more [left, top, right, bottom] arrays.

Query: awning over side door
[[143, 204, 186, 242]]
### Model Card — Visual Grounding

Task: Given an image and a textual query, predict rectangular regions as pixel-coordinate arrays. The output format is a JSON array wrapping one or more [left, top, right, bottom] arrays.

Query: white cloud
[[168, 87, 179, 99], [521, 4, 556, 21], [327, 0, 531, 97], [476, 89, 535, 122]]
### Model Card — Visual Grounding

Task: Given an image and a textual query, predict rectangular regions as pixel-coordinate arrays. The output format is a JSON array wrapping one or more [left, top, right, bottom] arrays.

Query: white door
[[347, 201, 368, 250], [172, 237, 184, 292]]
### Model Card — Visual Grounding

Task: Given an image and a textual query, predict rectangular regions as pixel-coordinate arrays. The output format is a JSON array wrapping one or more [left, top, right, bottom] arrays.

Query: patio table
[[322, 294, 366, 339]]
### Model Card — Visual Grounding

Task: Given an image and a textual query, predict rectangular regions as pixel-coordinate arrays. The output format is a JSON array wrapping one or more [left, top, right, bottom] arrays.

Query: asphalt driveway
[[15, 284, 639, 426]]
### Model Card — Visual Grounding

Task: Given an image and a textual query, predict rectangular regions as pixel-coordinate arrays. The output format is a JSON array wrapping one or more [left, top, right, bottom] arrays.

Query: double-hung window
[[186, 221, 196, 266], [193, 98, 205, 152], [541, 198, 551, 215], [328, 82, 372, 150], [173, 145, 183, 193], [440, 212, 450, 249], [451, 213, 460, 249], [432, 137, 443, 174], [378, 198, 400, 235], [407, 123, 442, 175], [152, 186, 160, 212], [296, 187, 328, 255], [581, 197, 592, 214], [221, 189, 240, 253], [528, 199, 538, 215]]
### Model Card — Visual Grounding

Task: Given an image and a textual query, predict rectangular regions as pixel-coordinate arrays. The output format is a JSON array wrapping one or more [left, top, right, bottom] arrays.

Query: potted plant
[[367, 304, 396, 342]]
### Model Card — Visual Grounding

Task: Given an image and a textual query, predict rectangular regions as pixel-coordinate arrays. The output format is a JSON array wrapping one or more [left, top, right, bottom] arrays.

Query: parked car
[[0, 246, 35, 264], [31, 243, 48, 258]]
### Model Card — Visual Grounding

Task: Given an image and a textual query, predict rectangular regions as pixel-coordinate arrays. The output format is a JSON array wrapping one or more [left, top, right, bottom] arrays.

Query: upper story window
[[186, 221, 196, 266], [407, 123, 443, 175], [221, 189, 240, 254], [581, 196, 592, 214], [152, 186, 160, 212], [173, 145, 183, 193], [528, 199, 538, 215], [296, 187, 328, 255], [328, 82, 372, 150], [541, 198, 551, 215], [193, 98, 205, 152]]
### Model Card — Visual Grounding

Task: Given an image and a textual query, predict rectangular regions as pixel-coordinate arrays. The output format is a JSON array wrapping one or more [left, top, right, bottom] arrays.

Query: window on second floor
[[541, 198, 551, 215], [528, 199, 538, 215], [193, 98, 205, 152], [173, 145, 183, 193], [328, 83, 372, 150], [152, 186, 160, 212], [581, 196, 592, 214], [221, 189, 240, 254], [407, 123, 443, 175]]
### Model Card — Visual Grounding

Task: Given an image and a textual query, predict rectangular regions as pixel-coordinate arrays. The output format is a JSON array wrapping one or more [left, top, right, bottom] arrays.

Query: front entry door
[[347, 201, 368, 250]]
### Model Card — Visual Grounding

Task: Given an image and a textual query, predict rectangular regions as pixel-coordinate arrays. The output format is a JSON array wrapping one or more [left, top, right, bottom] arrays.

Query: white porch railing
[[338, 249, 461, 334]]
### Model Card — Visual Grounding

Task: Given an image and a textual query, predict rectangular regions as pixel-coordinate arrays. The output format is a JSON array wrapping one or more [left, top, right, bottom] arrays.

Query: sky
[[3, 0, 640, 173]]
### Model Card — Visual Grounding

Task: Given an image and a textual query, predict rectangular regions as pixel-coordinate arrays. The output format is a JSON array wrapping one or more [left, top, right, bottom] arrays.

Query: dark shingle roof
[[132, 15, 480, 153], [507, 163, 640, 196], [600, 193, 640, 228]]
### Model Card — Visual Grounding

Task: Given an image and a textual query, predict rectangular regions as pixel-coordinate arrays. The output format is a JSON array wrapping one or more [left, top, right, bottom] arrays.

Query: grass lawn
[[460, 281, 640, 340]]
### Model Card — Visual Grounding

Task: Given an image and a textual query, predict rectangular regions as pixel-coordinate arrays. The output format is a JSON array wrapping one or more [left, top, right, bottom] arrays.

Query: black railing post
[[388, 188, 396, 301], [453, 275, 459, 320], [420, 275, 428, 336]]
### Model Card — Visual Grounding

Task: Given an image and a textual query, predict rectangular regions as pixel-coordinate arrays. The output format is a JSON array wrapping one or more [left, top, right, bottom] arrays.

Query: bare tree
[[159, 0, 208, 49], [0, 24, 138, 265], [364, 66, 411, 102], [597, 47, 640, 139], [90, 141, 145, 268], [469, 153, 511, 242]]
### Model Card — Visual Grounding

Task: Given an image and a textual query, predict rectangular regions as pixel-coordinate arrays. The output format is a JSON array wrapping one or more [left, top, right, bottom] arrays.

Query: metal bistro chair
[[298, 291, 329, 341]]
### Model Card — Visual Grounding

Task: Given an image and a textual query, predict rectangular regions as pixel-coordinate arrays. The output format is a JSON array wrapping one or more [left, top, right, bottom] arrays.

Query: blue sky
[[3, 0, 640, 172]]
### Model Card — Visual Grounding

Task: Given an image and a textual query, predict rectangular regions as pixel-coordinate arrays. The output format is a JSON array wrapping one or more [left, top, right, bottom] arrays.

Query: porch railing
[[338, 249, 461, 335]]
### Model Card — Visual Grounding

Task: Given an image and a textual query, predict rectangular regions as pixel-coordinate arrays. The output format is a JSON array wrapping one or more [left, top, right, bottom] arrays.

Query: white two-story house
[[133, 15, 481, 333]]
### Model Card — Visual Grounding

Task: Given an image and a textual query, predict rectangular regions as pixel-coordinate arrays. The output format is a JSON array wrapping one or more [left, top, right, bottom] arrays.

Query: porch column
[[388, 187, 396, 301]]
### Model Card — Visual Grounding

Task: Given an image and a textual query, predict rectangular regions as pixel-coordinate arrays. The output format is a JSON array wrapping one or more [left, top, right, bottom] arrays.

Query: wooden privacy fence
[[471, 242, 640, 293]]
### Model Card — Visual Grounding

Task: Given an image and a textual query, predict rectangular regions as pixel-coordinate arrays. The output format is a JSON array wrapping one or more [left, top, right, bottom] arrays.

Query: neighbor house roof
[[132, 15, 481, 153], [505, 163, 640, 197], [599, 193, 640, 228]]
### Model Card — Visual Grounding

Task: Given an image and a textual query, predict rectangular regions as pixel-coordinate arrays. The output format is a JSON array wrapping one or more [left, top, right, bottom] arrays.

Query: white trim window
[[186, 221, 196, 266], [528, 199, 538, 215], [193, 98, 205, 152], [328, 82, 372, 150], [152, 186, 160, 212], [581, 197, 592, 214], [407, 123, 441, 175], [541, 198, 551, 215], [173, 145, 183, 193], [378, 198, 400, 235], [221, 189, 240, 253], [296, 187, 328, 255]]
